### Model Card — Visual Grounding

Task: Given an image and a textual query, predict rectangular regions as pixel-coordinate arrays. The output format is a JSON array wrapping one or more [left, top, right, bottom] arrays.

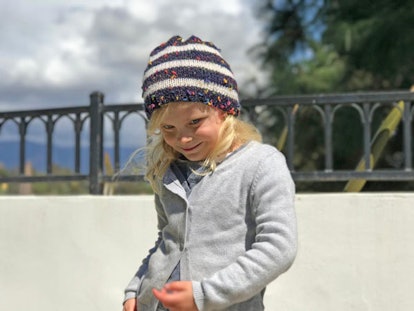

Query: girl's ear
[[214, 107, 226, 120], [219, 111, 228, 121]]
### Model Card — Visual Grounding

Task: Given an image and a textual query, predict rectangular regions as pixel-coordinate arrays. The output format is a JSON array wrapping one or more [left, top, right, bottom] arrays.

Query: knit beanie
[[142, 35, 240, 119]]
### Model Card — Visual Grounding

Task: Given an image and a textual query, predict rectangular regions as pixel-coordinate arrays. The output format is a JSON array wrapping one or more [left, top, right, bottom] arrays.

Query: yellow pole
[[277, 104, 299, 151], [344, 100, 405, 192], [103, 152, 115, 195]]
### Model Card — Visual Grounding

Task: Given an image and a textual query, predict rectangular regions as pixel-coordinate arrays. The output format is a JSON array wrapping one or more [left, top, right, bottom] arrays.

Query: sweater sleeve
[[123, 194, 167, 303], [192, 149, 297, 311]]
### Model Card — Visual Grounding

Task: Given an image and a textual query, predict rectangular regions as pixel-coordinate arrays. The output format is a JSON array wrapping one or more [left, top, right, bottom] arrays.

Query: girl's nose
[[178, 135, 192, 144], [177, 130, 192, 144]]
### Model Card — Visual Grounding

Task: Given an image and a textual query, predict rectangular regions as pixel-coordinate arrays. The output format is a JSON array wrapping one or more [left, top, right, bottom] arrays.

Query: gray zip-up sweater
[[124, 141, 297, 311]]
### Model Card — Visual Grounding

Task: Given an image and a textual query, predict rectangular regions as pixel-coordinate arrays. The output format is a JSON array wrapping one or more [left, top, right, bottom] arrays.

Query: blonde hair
[[145, 104, 262, 192]]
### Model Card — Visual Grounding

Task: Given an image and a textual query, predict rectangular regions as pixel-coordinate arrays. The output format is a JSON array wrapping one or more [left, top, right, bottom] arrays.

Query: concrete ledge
[[1, 193, 413, 311]]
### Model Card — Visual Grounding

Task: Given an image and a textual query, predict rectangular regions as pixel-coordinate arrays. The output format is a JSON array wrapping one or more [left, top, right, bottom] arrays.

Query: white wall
[[1, 193, 413, 311]]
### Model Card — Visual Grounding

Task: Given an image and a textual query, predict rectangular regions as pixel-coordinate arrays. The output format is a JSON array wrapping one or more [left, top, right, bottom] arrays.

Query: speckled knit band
[[142, 35, 240, 119]]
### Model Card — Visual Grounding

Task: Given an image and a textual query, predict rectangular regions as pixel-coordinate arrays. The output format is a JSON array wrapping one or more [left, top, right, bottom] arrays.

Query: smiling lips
[[181, 143, 201, 152]]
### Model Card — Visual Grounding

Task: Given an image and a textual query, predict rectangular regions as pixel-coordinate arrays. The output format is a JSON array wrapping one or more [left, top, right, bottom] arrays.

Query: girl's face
[[160, 102, 225, 161]]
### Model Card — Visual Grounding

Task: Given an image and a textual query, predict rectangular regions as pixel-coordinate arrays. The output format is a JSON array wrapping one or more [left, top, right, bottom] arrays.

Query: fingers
[[152, 287, 167, 301], [152, 281, 196, 311], [164, 281, 190, 292], [152, 287, 178, 306], [123, 298, 137, 311]]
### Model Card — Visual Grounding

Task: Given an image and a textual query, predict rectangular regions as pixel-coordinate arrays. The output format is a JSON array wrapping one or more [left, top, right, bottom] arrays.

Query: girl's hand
[[123, 298, 137, 311], [152, 281, 198, 311]]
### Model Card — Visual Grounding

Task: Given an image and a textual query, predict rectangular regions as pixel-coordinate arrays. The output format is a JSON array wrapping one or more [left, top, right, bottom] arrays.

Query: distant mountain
[[0, 141, 141, 174]]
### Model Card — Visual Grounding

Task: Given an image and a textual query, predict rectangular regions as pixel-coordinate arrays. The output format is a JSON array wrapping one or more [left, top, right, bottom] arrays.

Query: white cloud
[[1, 0, 265, 105]]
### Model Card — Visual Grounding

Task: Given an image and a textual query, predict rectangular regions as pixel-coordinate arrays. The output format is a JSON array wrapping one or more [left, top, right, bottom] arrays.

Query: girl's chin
[[182, 155, 205, 162], [180, 151, 206, 162]]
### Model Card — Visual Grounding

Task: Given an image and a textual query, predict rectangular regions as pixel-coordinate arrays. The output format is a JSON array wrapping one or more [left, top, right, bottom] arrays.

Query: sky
[[0, 0, 266, 110], [0, 0, 267, 150]]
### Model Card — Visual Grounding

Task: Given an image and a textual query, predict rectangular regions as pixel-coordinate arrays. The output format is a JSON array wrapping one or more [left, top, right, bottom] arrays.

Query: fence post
[[89, 91, 104, 194]]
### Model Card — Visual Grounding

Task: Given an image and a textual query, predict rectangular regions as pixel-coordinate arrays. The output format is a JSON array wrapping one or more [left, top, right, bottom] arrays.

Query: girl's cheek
[[162, 133, 173, 144]]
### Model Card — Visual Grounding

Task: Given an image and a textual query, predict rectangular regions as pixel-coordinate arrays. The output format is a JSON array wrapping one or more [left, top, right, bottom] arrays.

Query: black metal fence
[[1, 90, 413, 194]]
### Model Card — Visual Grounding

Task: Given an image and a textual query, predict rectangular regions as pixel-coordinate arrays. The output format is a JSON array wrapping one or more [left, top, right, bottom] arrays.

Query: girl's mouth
[[182, 143, 201, 152]]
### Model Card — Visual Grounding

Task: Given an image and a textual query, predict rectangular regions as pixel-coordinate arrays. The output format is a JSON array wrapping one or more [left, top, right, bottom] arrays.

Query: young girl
[[123, 35, 297, 311]]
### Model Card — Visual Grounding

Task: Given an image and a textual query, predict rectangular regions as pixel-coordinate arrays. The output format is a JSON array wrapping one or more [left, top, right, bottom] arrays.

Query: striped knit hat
[[142, 35, 240, 119]]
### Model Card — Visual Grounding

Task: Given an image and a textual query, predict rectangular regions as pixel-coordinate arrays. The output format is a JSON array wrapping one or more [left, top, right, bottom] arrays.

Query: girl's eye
[[190, 119, 201, 125], [162, 124, 174, 130]]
